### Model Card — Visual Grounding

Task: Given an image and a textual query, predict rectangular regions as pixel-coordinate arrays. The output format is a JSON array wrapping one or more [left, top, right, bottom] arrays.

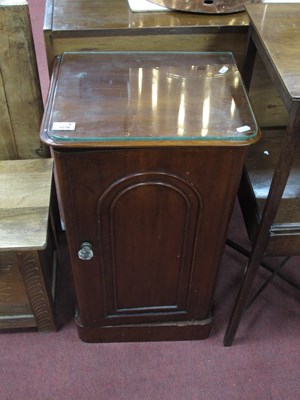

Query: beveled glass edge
[[49, 132, 258, 143], [60, 50, 237, 56]]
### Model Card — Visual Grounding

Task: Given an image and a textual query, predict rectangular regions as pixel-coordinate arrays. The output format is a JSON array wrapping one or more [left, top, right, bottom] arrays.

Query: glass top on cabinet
[[41, 52, 258, 147]]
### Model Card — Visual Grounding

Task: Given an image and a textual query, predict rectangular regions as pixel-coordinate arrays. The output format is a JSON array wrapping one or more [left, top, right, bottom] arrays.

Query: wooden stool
[[0, 159, 56, 331]]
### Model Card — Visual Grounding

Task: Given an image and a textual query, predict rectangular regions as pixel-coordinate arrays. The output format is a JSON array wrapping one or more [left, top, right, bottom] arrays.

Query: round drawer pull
[[78, 242, 94, 261]]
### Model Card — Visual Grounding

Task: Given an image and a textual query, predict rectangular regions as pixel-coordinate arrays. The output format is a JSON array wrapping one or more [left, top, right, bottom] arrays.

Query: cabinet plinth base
[[75, 315, 213, 343]]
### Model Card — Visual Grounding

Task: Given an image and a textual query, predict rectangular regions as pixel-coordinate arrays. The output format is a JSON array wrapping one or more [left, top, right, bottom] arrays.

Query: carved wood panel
[[97, 172, 202, 319], [18, 251, 56, 332], [0, 250, 56, 331]]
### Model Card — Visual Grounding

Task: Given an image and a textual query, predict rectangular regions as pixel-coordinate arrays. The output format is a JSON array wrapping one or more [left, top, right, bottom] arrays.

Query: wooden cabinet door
[[54, 146, 245, 341]]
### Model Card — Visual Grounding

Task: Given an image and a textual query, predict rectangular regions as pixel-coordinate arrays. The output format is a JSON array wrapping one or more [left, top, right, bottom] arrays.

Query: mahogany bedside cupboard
[[41, 51, 259, 342]]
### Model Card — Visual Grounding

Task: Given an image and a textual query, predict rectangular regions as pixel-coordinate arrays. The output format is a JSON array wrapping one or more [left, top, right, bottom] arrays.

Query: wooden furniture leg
[[224, 109, 300, 346]]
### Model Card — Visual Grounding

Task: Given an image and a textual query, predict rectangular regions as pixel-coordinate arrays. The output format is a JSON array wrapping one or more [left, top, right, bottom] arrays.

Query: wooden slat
[[0, 69, 18, 159], [0, 1, 44, 160]]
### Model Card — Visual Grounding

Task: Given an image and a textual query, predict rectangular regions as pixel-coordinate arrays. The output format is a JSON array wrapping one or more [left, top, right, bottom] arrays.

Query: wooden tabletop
[[0, 159, 53, 251], [45, 0, 249, 34], [245, 4, 300, 102], [149, 0, 253, 15]]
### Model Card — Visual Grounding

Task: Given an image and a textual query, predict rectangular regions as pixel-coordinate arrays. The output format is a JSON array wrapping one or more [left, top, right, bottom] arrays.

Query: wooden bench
[[0, 159, 56, 331]]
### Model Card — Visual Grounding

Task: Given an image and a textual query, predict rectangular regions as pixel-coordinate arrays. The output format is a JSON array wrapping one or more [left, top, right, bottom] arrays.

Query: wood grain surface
[[0, 159, 53, 251], [0, 1, 44, 159]]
